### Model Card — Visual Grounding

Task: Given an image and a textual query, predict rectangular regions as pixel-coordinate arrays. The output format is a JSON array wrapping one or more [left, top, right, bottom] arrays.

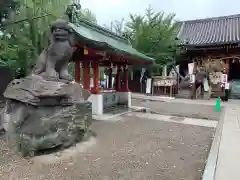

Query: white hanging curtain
[[140, 68, 145, 83], [204, 78, 209, 91], [188, 63, 194, 74]]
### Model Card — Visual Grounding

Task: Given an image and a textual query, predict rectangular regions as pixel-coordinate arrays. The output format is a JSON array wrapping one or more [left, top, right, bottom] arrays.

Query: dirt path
[[0, 115, 214, 180]]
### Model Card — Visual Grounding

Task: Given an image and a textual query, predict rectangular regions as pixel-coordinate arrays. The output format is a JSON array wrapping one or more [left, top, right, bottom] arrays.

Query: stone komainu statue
[[33, 19, 77, 81], [1, 20, 93, 157]]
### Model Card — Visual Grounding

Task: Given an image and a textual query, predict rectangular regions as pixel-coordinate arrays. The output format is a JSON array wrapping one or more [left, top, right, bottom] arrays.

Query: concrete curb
[[202, 109, 225, 180], [146, 109, 218, 120], [132, 96, 173, 102], [93, 106, 146, 121]]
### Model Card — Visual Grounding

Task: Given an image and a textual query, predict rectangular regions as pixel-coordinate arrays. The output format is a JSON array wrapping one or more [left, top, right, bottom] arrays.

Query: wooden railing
[[152, 76, 177, 97]]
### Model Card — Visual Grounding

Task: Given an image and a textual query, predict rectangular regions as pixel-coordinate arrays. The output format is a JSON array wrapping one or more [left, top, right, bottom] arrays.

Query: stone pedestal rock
[[0, 74, 92, 156]]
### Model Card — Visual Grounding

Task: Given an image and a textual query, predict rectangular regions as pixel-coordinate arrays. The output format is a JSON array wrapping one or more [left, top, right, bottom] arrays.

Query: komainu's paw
[[60, 72, 73, 81], [46, 70, 59, 78]]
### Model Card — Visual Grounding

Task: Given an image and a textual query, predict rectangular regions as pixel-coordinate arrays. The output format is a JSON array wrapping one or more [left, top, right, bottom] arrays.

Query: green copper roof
[[69, 20, 154, 63]]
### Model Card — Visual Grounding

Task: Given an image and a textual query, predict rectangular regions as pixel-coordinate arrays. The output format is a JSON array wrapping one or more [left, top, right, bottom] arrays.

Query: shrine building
[[69, 20, 154, 115], [177, 14, 240, 98]]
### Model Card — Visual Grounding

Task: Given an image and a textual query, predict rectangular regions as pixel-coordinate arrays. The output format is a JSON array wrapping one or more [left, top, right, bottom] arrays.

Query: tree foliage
[[0, 2, 178, 78], [108, 7, 181, 73], [0, 0, 97, 78], [0, 0, 73, 77], [130, 7, 181, 64], [0, 0, 20, 25], [79, 8, 97, 24]]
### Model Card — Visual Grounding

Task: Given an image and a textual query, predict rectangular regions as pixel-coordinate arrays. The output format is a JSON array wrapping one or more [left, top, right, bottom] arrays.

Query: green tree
[[108, 6, 181, 74], [0, 0, 20, 26], [0, 0, 97, 78], [126, 7, 180, 66], [0, 0, 71, 77], [80, 8, 97, 23]]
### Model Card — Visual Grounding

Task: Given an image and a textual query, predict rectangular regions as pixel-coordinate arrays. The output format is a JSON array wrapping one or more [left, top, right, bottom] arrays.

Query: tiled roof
[[177, 14, 240, 46], [69, 20, 154, 63]]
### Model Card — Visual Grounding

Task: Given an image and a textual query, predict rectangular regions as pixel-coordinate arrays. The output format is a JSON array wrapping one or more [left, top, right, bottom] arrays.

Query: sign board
[[221, 74, 228, 84], [84, 48, 88, 55], [153, 79, 175, 86], [152, 76, 177, 87], [146, 78, 152, 94]]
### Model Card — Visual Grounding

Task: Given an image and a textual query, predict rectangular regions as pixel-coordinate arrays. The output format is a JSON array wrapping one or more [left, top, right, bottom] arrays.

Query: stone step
[[203, 92, 210, 100], [175, 90, 190, 99], [176, 91, 210, 99]]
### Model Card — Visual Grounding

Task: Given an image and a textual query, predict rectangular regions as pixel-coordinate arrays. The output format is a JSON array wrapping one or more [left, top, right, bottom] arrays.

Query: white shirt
[[225, 83, 230, 90]]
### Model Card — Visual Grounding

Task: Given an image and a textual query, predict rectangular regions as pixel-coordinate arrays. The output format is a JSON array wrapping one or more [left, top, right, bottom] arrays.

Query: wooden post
[[92, 61, 100, 94], [170, 86, 173, 97], [190, 62, 197, 99], [115, 65, 121, 91], [74, 59, 81, 83], [226, 56, 229, 76], [83, 61, 90, 90], [108, 68, 113, 89], [123, 65, 129, 91]]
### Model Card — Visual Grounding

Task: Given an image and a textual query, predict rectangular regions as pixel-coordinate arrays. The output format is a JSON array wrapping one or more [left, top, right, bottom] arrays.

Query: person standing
[[225, 81, 230, 101], [220, 68, 228, 101]]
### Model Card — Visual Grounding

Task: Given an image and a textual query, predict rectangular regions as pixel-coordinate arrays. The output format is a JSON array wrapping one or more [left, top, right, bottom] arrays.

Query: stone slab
[[202, 109, 225, 180], [132, 98, 222, 120], [4, 74, 91, 106], [214, 105, 240, 180]]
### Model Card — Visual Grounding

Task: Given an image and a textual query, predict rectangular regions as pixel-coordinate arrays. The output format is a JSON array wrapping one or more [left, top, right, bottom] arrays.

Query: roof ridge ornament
[[66, 1, 82, 23]]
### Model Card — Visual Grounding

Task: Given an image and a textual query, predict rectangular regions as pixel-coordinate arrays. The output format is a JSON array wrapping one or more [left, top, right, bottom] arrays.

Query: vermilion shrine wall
[[73, 48, 132, 115]]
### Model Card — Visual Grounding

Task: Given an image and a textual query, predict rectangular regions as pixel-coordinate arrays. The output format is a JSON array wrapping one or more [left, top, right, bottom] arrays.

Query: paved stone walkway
[[132, 93, 240, 180], [132, 97, 221, 120], [126, 112, 218, 128], [132, 93, 240, 106], [131, 93, 216, 105], [214, 104, 240, 180]]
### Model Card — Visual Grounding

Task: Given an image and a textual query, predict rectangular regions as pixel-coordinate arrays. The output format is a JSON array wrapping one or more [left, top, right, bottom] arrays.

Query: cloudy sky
[[81, 0, 240, 25]]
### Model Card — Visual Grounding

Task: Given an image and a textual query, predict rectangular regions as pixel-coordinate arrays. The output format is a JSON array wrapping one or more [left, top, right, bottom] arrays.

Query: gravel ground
[[0, 115, 215, 180]]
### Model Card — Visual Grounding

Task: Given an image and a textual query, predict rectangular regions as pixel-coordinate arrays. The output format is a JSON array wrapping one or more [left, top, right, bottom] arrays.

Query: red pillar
[[74, 59, 81, 83], [92, 61, 100, 94], [83, 61, 90, 90], [115, 65, 121, 91], [123, 65, 129, 91]]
